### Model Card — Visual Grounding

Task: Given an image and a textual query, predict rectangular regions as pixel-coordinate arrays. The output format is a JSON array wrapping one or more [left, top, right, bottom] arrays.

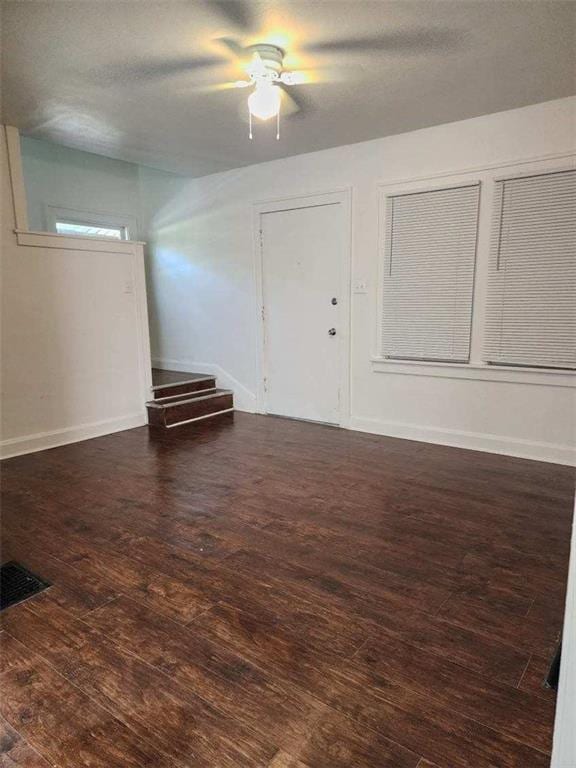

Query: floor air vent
[[0, 561, 51, 611]]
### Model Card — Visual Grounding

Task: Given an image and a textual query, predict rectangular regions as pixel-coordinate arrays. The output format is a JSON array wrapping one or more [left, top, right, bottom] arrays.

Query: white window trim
[[14, 229, 145, 254], [371, 357, 575, 388], [374, 154, 576, 385]]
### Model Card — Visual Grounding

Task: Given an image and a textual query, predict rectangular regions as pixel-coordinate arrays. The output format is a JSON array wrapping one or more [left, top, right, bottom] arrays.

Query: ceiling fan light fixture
[[247, 81, 281, 121]]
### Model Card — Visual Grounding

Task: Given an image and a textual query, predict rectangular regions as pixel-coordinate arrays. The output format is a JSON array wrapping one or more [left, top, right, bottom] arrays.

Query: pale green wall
[[20, 136, 186, 240]]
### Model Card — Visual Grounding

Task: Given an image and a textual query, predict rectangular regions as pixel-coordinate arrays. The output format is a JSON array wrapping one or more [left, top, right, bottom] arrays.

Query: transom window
[[55, 221, 127, 240]]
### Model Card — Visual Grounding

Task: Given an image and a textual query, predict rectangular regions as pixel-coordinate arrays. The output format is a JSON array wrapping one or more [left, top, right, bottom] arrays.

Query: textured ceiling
[[2, 0, 575, 176]]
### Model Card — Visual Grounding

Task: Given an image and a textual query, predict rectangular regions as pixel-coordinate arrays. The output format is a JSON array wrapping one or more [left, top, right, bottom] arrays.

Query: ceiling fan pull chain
[[276, 110, 280, 140], [249, 109, 253, 140]]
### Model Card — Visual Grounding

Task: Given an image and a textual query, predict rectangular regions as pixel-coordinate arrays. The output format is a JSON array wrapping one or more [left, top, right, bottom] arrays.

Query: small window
[[55, 221, 127, 240]]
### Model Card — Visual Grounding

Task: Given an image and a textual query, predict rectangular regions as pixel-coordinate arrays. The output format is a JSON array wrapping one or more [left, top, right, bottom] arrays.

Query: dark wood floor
[[1, 412, 574, 767], [152, 368, 209, 386]]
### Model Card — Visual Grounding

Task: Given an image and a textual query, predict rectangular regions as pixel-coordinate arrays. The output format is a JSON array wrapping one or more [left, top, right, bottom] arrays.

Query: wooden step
[[152, 376, 216, 400], [146, 390, 234, 428], [153, 387, 218, 404]]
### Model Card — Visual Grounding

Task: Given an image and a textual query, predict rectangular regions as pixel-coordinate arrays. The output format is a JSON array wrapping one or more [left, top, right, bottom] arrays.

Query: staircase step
[[153, 387, 217, 404], [147, 390, 234, 428], [152, 376, 216, 400]]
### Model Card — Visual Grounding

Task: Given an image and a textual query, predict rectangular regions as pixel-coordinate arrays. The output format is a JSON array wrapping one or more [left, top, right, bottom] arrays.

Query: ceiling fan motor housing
[[246, 43, 284, 72]]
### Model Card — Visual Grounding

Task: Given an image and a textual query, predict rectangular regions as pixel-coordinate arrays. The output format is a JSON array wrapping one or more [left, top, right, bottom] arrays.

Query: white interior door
[[261, 201, 344, 424]]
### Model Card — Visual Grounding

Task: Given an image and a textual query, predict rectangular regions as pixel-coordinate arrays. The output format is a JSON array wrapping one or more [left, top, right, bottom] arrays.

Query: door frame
[[253, 188, 352, 426]]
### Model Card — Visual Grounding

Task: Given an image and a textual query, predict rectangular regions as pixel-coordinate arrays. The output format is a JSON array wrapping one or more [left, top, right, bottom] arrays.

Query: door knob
[[328, 328, 336, 336]]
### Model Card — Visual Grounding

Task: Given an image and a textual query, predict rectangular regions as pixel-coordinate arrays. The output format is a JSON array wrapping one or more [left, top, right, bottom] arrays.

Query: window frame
[[484, 167, 576, 370], [44, 205, 137, 242], [379, 179, 481, 364], [54, 221, 127, 240], [373, 156, 576, 387]]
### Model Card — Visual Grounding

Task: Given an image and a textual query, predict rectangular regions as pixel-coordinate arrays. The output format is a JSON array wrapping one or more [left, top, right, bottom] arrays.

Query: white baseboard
[[151, 358, 257, 413], [0, 412, 147, 460], [153, 358, 574, 464], [552, 500, 576, 767], [349, 415, 576, 466]]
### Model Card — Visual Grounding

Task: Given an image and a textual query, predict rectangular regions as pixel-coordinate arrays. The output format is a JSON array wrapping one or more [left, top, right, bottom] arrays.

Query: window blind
[[484, 169, 576, 369], [381, 183, 480, 362]]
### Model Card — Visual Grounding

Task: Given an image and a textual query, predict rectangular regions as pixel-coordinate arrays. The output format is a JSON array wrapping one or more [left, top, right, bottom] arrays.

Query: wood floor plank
[[210, 515, 470, 593], [85, 594, 330, 754], [223, 548, 451, 619], [444, 579, 535, 617], [457, 544, 569, 596], [306, 664, 551, 768], [518, 653, 558, 700], [191, 592, 531, 689], [0, 717, 51, 768], [352, 635, 555, 753], [287, 708, 420, 768], [84, 598, 419, 767], [2, 522, 214, 625], [0, 632, 177, 768], [217, 549, 541, 687], [437, 592, 562, 656], [36, 518, 371, 660], [267, 751, 313, 768], [0, 537, 117, 618], [1, 600, 275, 768]]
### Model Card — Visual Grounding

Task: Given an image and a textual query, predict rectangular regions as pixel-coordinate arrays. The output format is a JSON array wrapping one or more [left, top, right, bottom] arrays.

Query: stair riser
[[147, 393, 234, 427], [153, 378, 216, 399]]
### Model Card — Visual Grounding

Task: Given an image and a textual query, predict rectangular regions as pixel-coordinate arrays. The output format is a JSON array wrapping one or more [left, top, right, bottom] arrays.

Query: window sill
[[14, 229, 146, 253], [370, 357, 576, 388]]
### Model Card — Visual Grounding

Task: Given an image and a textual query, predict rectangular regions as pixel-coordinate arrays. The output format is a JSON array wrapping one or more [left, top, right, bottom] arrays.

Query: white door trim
[[253, 188, 353, 426]]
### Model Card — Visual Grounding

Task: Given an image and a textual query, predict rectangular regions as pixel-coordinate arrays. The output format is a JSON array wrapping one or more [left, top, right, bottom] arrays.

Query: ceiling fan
[[225, 42, 310, 139]]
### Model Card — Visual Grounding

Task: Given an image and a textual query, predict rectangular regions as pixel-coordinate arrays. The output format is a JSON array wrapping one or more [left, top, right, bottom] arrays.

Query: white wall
[[552, 500, 576, 767], [0, 127, 152, 458], [19, 136, 188, 366], [149, 97, 576, 464]]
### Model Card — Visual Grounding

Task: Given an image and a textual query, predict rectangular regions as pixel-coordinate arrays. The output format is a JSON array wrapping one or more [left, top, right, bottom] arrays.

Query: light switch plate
[[353, 281, 368, 294]]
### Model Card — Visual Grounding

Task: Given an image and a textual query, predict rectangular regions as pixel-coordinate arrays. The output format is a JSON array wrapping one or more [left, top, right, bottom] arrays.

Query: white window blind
[[484, 169, 576, 370], [381, 183, 480, 362]]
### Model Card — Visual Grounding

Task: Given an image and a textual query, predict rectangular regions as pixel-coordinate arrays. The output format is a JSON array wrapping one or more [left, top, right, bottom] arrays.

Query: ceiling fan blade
[[279, 84, 312, 118], [209, 1, 255, 33], [281, 65, 352, 87], [215, 36, 251, 61], [188, 80, 246, 94], [305, 28, 462, 55], [91, 56, 223, 84]]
